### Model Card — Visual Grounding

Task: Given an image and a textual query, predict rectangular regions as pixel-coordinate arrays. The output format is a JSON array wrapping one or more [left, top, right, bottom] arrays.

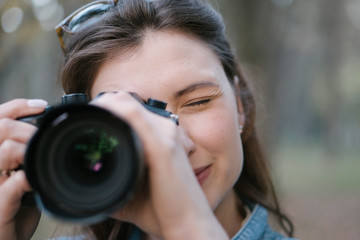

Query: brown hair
[[61, 0, 293, 238]]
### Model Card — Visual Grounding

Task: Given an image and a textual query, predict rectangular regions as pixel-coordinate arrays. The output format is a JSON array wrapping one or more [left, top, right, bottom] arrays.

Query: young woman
[[0, 0, 295, 239]]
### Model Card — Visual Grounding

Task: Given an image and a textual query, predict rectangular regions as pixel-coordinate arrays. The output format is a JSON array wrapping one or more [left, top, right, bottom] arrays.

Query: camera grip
[[17, 106, 53, 126], [17, 114, 43, 126], [21, 192, 36, 206], [12, 165, 36, 207]]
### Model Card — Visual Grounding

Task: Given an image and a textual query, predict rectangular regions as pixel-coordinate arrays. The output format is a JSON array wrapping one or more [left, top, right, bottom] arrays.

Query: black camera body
[[21, 93, 177, 223]]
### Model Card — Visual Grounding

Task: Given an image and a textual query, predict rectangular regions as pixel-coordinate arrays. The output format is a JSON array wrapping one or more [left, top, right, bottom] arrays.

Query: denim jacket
[[231, 204, 296, 240], [129, 204, 297, 240], [53, 204, 297, 240]]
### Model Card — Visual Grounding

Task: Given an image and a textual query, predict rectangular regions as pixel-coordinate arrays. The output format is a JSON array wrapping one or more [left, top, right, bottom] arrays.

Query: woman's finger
[[0, 118, 37, 145], [91, 92, 178, 163], [0, 99, 47, 119], [0, 140, 26, 172], [0, 171, 31, 225]]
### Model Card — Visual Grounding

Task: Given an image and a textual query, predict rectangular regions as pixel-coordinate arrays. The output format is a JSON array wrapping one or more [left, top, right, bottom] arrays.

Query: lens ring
[[27, 105, 143, 219]]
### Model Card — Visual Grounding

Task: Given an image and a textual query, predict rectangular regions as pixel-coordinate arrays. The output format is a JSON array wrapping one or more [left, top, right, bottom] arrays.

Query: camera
[[20, 93, 178, 223]]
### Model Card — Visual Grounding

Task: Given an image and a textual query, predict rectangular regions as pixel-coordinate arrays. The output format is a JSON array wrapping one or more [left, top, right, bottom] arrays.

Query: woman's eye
[[185, 98, 211, 107]]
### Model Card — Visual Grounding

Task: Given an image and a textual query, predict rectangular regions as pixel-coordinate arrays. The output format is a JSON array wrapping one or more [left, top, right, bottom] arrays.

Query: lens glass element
[[69, 128, 119, 182], [28, 105, 142, 221]]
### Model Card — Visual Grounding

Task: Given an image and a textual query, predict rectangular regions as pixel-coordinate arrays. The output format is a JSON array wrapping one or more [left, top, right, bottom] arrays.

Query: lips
[[194, 165, 211, 185]]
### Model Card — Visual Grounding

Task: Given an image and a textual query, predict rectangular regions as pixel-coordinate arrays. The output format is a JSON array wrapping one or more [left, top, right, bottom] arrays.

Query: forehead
[[91, 30, 226, 96]]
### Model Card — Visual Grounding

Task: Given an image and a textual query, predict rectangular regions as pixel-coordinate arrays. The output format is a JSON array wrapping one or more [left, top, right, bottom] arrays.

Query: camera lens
[[70, 129, 108, 175], [24, 105, 143, 222], [63, 127, 120, 185]]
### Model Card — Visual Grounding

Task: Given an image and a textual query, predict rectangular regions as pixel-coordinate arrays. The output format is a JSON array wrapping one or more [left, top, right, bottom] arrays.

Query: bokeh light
[[1, 7, 24, 33]]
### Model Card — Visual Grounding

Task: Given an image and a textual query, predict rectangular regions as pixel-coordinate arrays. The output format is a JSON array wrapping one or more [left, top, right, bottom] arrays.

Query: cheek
[[183, 105, 244, 207], [189, 106, 241, 155], [182, 104, 244, 178]]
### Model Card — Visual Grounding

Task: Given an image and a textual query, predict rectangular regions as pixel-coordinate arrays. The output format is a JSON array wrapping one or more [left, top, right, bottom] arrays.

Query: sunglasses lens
[[68, 3, 114, 32]]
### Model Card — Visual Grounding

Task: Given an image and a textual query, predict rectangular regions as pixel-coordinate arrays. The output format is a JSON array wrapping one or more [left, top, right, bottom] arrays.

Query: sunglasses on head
[[55, 0, 119, 53], [56, 0, 158, 53]]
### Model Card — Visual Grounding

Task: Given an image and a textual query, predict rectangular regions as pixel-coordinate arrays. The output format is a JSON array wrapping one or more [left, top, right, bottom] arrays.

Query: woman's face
[[91, 30, 244, 213]]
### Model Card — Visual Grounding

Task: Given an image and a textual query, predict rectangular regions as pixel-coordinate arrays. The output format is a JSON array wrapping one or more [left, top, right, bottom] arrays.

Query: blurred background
[[1, 0, 359, 239]]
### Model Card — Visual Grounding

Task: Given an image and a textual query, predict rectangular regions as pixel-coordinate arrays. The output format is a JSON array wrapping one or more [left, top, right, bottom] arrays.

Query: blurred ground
[[282, 193, 360, 239], [274, 142, 360, 240]]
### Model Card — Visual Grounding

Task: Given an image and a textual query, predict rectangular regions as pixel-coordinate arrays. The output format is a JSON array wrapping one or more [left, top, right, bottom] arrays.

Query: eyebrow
[[174, 82, 220, 98]]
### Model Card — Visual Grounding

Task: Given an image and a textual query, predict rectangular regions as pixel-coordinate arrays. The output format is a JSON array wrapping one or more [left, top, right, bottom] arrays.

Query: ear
[[234, 76, 245, 128]]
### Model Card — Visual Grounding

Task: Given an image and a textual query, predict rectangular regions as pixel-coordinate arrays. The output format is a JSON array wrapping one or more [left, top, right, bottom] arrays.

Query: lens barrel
[[24, 104, 143, 223]]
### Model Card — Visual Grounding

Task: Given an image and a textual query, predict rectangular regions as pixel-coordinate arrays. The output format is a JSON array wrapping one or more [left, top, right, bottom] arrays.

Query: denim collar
[[129, 204, 295, 240], [232, 204, 296, 240], [232, 204, 269, 240]]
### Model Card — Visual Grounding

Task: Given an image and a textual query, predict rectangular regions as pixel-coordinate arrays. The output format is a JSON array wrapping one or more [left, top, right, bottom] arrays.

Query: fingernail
[[94, 91, 119, 99], [27, 99, 48, 108], [94, 92, 107, 100]]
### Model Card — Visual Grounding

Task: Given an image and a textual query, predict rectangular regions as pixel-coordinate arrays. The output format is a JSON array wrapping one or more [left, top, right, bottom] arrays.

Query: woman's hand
[[92, 92, 229, 240], [0, 99, 46, 240]]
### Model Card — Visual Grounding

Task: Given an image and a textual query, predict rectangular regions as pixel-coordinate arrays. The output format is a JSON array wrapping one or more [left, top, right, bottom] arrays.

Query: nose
[[177, 125, 196, 156]]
